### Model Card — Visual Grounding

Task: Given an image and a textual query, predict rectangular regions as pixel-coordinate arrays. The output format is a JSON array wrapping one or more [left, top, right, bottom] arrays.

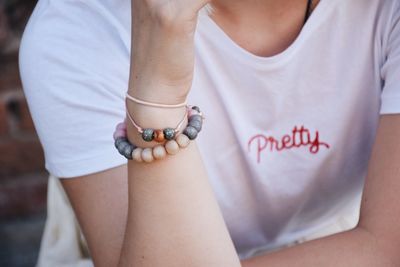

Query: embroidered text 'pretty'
[[248, 125, 330, 163]]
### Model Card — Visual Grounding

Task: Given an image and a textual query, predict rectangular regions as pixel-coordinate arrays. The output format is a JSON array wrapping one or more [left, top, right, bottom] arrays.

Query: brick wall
[[0, 53, 47, 219], [0, 1, 48, 266]]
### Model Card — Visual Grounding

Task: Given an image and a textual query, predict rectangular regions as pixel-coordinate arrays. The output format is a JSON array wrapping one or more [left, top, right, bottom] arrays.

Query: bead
[[132, 148, 143, 162], [142, 128, 155, 142], [188, 119, 202, 132], [115, 137, 127, 148], [116, 122, 127, 131], [165, 140, 180, 155], [176, 134, 190, 148], [154, 129, 165, 143], [191, 106, 201, 112], [117, 140, 130, 153], [141, 148, 154, 163], [183, 126, 198, 140], [153, 145, 167, 160], [189, 115, 203, 123], [113, 129, 126, 140], [188, 109, 199, 117], [122, 144, 134, 159], [163, 128, 175, 140]]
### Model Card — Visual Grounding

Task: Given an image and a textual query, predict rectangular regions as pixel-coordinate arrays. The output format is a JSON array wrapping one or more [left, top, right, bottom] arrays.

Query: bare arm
[[61, 165, 128, 267], [118, 123, 240, 266], [116, 1, 241, 265], [115, 1, 240, 265], [242, 114, 400, 267]]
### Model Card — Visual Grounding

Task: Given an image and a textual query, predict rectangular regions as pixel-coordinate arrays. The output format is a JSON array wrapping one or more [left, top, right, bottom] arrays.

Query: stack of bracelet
[[113, 92, 205, 163]]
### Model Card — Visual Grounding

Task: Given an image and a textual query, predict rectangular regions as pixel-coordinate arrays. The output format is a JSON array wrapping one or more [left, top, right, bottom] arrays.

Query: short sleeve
[[380, 1, 400, 114], [19, 1, 130, 178]]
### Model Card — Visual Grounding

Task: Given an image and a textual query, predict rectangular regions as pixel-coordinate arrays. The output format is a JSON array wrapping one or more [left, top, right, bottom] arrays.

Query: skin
[[61, 0, 400, 266]]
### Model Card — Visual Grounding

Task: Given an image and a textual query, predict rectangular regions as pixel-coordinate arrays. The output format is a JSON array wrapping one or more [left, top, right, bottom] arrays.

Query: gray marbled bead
[[115, 137, 137, 160], [117, 141, 130, 154], [115, 137, 127, 148], [122, 144, 134, 159], [142, 128, 154, 142], [189, 115, 203, 123], [183, 126, 198, 140], [188, 119, 202, 132], [163, 128, 175, 140]]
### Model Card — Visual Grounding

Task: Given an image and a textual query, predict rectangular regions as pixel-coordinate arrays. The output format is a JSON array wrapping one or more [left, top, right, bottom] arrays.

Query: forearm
[[242, 227, 396, 267], [117, 98, 241, 266], [119, 106, 240, 266]]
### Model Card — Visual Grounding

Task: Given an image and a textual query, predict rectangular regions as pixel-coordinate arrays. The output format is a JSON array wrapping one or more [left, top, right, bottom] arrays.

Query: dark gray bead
[[116, 140, 128, 151], [183, 126, 198, 140], [142, 128, 154, 142], [122, 144, 134, 159], [115, 137, 127, 148], [188, 119, 202, 132], [189, 115, 203, 123], [117, 141, 130, 154], [191, 106, 201, 112], [163, 128, 175, 140]]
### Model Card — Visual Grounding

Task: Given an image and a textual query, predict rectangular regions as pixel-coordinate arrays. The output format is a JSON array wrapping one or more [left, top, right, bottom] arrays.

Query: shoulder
[[18, 0, 131, 178], [329, 0, 399, 20]]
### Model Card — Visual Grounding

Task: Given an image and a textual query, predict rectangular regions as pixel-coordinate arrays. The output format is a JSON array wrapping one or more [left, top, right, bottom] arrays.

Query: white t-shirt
[[19, 0, 400, 260]]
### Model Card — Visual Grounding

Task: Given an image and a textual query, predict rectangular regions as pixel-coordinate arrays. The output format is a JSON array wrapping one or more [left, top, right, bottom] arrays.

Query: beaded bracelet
[[113, 105, 205, 163], [126, 105, 187, 143]]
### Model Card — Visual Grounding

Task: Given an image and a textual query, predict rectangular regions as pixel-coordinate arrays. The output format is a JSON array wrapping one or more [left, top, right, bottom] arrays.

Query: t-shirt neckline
[[197, 0, 331, 67]]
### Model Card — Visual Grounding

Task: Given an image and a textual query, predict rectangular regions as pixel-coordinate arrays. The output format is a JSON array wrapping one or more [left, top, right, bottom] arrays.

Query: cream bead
[[141, 148, 154, 163], [132, 148, 143, 162], [153, 145, 167, 160], [165, 140, 180, 155], [176, 134, 190, 148]]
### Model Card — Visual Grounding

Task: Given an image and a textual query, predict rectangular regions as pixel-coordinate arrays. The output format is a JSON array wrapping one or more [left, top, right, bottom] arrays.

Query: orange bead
[[154, 129, 165, 143]]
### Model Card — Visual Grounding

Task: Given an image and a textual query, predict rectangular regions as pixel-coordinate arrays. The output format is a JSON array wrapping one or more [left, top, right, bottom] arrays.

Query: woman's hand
[[129, 0, 211, 104]]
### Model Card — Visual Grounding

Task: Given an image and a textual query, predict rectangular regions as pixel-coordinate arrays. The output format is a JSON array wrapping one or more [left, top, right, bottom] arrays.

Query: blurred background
[[0, 0, 47, 266]]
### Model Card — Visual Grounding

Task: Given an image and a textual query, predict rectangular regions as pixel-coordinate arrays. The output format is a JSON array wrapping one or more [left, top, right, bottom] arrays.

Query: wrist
[[129, 89, 189, 106], [114, 95, 204, 162], [128, 79, 191, 106]]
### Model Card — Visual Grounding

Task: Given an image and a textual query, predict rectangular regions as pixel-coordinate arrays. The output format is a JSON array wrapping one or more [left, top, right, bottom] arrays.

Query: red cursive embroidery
[[247, 125, 330, 163]]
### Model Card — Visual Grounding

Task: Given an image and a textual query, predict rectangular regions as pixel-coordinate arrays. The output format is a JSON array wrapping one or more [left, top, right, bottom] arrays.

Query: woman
[[19, 0, 400, 266]]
